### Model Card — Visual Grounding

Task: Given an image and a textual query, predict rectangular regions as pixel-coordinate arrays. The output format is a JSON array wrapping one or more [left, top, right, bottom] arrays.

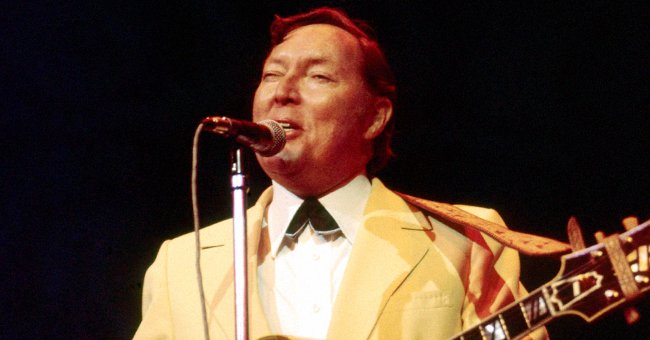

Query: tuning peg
[[620, 216, 642, 325], [624, 305, 641, 325], [567, 216, 586, 251], [622, 216, 639, 231]]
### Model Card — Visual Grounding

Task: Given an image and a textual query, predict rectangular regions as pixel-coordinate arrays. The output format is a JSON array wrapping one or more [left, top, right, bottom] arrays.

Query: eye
[[310, 74, 333, 83], [262, 71, 282, 82]]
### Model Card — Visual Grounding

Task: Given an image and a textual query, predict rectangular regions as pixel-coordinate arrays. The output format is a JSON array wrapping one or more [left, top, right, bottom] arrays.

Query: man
[[135, 7, 553, 339]]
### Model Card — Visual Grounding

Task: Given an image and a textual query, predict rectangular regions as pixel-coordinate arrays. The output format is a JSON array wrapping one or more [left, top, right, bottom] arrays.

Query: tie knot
[[285, 197, 340, 238]]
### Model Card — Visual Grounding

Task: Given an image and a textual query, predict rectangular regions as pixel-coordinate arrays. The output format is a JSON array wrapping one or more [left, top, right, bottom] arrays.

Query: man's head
[[252, 7, 396, 197]]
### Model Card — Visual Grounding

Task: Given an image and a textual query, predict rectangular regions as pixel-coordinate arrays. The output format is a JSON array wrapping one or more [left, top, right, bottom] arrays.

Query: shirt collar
[[266, 175, 372, 257]]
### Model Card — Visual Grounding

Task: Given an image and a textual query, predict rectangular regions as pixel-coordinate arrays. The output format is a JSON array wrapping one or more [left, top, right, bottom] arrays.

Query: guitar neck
[[451, 286, 554, 340]]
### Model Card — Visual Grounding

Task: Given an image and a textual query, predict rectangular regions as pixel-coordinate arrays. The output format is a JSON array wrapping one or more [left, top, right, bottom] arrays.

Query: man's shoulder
[[450, 204, 506, 226], [391, 190, 506, 227], [163, 219, 235, 254], [164, 186, 274, 248], [395, 191, 570, 256]]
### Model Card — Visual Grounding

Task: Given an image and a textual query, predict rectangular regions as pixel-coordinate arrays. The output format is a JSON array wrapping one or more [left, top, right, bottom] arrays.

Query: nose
[[274, 74, 300, 105]]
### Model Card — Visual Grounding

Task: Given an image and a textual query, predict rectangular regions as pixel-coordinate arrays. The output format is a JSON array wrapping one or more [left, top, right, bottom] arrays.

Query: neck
[[280, 170, 367, 199]]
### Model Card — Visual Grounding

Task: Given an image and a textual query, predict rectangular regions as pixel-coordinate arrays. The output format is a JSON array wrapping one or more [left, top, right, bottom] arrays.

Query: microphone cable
[[191, 123, 210, 340]]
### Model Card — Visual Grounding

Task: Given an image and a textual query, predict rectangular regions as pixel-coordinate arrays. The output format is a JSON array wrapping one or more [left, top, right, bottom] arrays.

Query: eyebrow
[[265, 55, 334, 69]]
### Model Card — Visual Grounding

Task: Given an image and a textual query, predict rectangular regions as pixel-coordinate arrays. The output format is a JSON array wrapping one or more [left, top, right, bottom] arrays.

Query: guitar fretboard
[[452, 289, 552, 340]]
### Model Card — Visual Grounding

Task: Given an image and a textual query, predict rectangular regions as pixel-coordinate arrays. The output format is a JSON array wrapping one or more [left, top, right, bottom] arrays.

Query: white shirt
[[257, 175, 371, 339]]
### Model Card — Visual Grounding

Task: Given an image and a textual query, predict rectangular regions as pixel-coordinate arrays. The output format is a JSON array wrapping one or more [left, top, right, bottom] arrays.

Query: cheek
[[252, 87, 268, 117]]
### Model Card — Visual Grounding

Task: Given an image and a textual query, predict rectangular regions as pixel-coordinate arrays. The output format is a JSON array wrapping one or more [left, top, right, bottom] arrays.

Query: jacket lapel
[[327, 179, 433, 339]]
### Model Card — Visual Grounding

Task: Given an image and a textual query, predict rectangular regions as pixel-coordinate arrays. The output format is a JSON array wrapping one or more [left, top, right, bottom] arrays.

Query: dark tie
[[285, 197, 340, 238]]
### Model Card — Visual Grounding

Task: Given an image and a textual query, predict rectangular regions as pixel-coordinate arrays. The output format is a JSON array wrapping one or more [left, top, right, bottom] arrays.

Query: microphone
[[201, 116, 286, 156]]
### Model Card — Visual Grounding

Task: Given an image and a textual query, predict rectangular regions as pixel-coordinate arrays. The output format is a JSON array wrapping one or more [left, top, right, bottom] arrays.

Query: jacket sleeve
[[133, 240, 174, 340], [458, 207, 549, 340]]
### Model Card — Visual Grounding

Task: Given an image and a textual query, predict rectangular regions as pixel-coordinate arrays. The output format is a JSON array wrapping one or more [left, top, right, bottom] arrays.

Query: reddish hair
[[268, 7, 397, 176]]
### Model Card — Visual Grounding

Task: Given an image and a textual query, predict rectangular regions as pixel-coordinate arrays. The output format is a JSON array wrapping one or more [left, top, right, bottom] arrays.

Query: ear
[[364, 97, 393, 140]]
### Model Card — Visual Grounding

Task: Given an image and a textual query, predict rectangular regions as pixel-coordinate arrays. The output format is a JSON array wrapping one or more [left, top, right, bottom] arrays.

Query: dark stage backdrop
[[2, 1, 649, 338]]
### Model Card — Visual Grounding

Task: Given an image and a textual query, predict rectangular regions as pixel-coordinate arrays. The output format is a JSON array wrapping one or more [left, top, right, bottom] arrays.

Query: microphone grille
[[257, 120, 286, 157]]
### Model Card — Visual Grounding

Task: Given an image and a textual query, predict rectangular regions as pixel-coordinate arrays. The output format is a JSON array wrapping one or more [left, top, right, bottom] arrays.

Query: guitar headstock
[[546, 219, 650, 322]]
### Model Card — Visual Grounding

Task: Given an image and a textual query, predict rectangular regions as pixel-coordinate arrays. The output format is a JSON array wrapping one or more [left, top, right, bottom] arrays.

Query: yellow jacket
[[135, 179, 546, 339]]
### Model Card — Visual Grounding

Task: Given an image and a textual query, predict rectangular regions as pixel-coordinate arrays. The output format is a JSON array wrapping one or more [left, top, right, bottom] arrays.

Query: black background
[[2, 1, 649, 338]]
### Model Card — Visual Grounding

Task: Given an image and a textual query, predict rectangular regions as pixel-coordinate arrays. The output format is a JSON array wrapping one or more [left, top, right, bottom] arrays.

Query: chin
[[257, 153, 301, 178]]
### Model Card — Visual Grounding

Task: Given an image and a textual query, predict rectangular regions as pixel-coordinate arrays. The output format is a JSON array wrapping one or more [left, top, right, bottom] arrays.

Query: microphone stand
[[230, 146, 249, 340]]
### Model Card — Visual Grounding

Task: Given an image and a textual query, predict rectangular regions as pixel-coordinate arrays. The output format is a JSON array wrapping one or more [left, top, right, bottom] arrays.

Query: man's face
[[253, 24, 381, 197]]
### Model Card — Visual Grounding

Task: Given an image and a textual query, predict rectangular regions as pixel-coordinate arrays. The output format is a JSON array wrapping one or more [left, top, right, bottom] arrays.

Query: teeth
[[279, 122, 292, 130]]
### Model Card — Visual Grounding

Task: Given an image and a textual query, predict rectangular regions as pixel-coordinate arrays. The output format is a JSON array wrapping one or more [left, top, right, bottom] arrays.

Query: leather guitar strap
[[397, 192, 571, 256]]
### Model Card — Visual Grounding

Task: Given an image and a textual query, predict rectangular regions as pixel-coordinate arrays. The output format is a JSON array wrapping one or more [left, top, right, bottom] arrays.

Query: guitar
[[451, 219, 650, 340]]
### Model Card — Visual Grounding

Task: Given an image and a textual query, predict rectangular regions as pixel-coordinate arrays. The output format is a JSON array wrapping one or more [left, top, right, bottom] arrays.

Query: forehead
[[266, 24, 364, 69]]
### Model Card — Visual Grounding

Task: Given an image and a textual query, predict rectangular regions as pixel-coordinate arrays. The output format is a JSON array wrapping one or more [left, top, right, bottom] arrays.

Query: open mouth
[[278, 122, 294, 132]]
